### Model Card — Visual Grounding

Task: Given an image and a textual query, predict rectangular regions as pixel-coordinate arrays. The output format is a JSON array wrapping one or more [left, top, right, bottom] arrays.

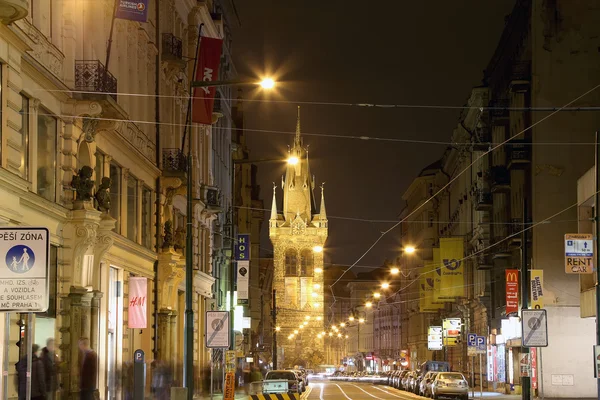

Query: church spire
[[319, 183, 327, 220], [295, 106, 301, 146], [270, 183, 278, 221]]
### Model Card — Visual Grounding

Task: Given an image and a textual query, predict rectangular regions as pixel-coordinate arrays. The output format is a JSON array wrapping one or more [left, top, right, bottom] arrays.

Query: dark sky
[[231, 1, 515, 268]]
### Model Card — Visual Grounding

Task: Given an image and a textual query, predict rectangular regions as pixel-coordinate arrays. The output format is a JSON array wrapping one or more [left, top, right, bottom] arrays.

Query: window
[[109, 163, 121, 233], [141, 186, 152, 249], [95, 152, 104, 190], [19, 95, 29, 178], [300, 249, 313, 276], [127, 175, 138, 242], [285, 249, 297, 276], [36, 109, 57, 202]]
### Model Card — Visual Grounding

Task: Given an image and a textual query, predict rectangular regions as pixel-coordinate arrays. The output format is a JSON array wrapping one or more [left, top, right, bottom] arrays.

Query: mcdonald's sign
[[505, 269, 519, 315]]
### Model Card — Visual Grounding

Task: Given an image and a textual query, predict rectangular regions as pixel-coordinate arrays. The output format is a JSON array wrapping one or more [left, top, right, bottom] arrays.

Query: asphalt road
[[305, 379, 421, 400]]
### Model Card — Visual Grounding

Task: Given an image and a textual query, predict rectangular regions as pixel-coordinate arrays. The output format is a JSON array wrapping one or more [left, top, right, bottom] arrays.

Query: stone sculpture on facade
[[163, 221, 174, 249], [94, 177, 111, 212], [71, 166, 95, 201]]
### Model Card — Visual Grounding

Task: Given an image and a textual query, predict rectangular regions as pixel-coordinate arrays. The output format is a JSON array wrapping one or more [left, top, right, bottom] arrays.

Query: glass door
[[107, 267, 120, 400]]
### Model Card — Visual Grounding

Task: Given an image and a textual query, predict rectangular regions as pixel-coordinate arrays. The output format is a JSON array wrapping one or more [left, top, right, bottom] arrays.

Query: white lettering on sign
[[201, 68, 214, 94]]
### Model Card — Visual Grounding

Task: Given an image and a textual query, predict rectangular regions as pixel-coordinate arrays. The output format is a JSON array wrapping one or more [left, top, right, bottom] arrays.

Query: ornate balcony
[[492, 240, 512, 260], [474, 189, 492, 211], [0, 0, 28, 24], [162, 148, 187, 177], [162, 33, 185, 67], [74, 60, 117, 101], [507, 140, 530, 169]]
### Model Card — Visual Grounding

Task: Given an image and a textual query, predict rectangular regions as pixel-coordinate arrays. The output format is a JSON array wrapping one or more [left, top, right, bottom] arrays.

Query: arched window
[[285, 249, 297, 276], [300, 249, 314, 276]]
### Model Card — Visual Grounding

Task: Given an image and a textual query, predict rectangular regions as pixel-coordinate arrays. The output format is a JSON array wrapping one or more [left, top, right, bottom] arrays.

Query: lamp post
[[182, 77, 275, 399]]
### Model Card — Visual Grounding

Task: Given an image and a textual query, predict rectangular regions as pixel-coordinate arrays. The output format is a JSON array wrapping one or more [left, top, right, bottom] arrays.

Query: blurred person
[[78, 337, 97, 400], [41, 338, 59, 400], [16, 344, 46, 400], [151, 360, 172, 400]]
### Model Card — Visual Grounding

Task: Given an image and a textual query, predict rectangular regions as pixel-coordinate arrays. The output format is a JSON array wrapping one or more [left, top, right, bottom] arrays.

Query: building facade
[[269, 111, 327, 368], [0, 0, 238, 398]]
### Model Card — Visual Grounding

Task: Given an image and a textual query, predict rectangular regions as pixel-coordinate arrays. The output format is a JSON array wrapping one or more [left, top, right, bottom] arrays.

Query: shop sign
[[505, 269, 519, 315], [520, 353, 531, 377], [428, 326, 443, 350], [128, 277, 147, 328], [224, 372, 235, 400], [530, 270, 544, 309], [531, 348, 538, 389], [564, 233, 593, 274], [0, 227, 49, 312], [235, 234, 250, 260], [237, 260, 249, 305]]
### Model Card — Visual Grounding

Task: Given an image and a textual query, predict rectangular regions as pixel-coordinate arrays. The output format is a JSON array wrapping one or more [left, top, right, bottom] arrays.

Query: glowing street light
[[331, 325, 337, 330], [390, 267, 400, 275], [404, 245, 416, 254], [373, 292, 381, 299], [365, 301, 372, 308], [314, 284, 321, 289], [312, 292, 318, 298], [287, 156, 299, 165], [337, 333, 342, 338], [345, 335, 349, 339], [259, 78, 275, 89], [321, 331, 326, 336], [294, 330, 299, 334], [305, 315, 311, 320], [348, 316, 355, 322], [316, 316, 322, 321], [313, 245, 324, 253], [359, 318, 365, 323], [381, 282, 390, 290], [328, 332, 333, 337], [275, 326, 281, 332], [315, 268, 323, 273], [340, 323, 346, 328]]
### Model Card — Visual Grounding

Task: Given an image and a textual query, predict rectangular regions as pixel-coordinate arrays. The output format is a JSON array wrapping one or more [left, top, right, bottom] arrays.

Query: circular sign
[[528, 316, 541, 330], [444, 259, 461, 271], [5, 245, 35, 273], [212, 318, 224, 332], [136, 2, 146, 11]]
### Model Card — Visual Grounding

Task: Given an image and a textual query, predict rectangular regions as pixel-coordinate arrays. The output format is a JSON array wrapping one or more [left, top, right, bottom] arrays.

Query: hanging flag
[[115, 0, 149, 22], [438, 238, 464, 300], [530, 269, 544, 309], [505, 269, 519, 315], [192, 36, 224, 124], [237, 260, 249, 305], [128, 277, 147, 328], [432, 248, 443, 302], [420, 260, 443, 312]]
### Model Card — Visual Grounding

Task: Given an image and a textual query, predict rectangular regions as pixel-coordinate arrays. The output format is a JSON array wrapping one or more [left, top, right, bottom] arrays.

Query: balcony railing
[[162, 33, 183, 60], [162, 148, 187, 176], [508, 140, 531, 169], [75, 60, 117, 100], [474, 189, 492, 211]]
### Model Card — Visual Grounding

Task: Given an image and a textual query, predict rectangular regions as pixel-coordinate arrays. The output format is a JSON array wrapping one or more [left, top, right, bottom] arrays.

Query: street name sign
[[522, 309, 548, 347], [0, 227, 49, 312], [564, 233, 593, 274], [206, 311, 230, 348]]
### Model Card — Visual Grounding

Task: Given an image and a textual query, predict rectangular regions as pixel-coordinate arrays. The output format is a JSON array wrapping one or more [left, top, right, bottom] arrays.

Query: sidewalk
[[195, 391, 248, 400], [469, 392, 595, 400]]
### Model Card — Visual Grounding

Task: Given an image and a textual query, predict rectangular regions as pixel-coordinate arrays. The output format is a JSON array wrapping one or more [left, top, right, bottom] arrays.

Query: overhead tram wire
[[327, 81, 600, 311], [36, 88, 600, 112]]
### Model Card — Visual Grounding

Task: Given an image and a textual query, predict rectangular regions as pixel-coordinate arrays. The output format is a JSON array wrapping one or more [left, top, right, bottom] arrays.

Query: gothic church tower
[[269, 107, 328, 368]]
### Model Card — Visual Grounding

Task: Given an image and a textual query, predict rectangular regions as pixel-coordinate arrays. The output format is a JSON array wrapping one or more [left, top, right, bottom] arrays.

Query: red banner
[[192, 36, 223, 125], [505, 269, 519, 315]]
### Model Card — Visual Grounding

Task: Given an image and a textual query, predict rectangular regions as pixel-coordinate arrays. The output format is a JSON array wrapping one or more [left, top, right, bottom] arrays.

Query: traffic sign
[[206, 311, 230, 348], [476, 335, 486, 354], [0, 227, 49, 312], [565, 234, 594, 274], [522, 309, 548, 347], [467, 334, 486, 355]]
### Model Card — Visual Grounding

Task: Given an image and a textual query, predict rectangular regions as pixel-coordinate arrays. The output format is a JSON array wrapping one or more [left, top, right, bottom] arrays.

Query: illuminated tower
[[269, 107, 328, 368]]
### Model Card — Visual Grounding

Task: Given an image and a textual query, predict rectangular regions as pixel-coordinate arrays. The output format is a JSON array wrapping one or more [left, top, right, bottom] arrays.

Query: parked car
[[264, 370, 305, 394], [402, 371, 417, 391], [431, 372, 469, 400], [420, 371, 439, 397]]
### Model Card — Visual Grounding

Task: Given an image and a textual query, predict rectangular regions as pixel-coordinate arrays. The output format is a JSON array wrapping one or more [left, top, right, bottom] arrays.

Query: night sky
[[231, 1, 516, 268]]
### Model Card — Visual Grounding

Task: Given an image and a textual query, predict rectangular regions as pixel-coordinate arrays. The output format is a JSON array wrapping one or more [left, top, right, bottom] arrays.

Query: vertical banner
[[237, 260, 249, 305], [505, 269, 519, 315], [432, 248, 443, 302], [192, 36, 224, 124], [530, 270, 544, 309], [531, 348, 538, 389], [235, 234, 250, 260], [439, 237, 464, 300], [420, 260, 443, 312], [115, 0, 149, 22], [128, 277, 147, 328]]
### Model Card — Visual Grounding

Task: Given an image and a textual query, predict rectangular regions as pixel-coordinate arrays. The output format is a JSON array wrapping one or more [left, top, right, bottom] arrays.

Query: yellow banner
[[432, 248, 443, 302], [420, 259, 444, 312], [530, 269, 544, 309], [438, 237, 464, 301]]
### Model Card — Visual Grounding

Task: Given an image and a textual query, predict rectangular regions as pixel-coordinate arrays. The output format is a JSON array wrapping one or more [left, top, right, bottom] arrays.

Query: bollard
[[133, 350, 146, 400]]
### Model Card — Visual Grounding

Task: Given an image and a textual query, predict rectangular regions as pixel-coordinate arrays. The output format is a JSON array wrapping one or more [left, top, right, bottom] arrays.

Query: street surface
[[306, 378, 424, 400]]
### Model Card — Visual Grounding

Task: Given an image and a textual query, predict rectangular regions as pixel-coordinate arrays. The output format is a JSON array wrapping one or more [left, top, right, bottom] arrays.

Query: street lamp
[[365, 301, 372, 308], [349, 316, 355, 322], [404, 245, 416, 254], [275, 326, 281, 332], [381, 282, 390, 290], [259, 78, 275, 89], [312, 245, 323, 253], [390, 267, 400, 275], [373, 292, 381, 299], [340, 323, 346, 328], [359, 318, 365, 323]]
